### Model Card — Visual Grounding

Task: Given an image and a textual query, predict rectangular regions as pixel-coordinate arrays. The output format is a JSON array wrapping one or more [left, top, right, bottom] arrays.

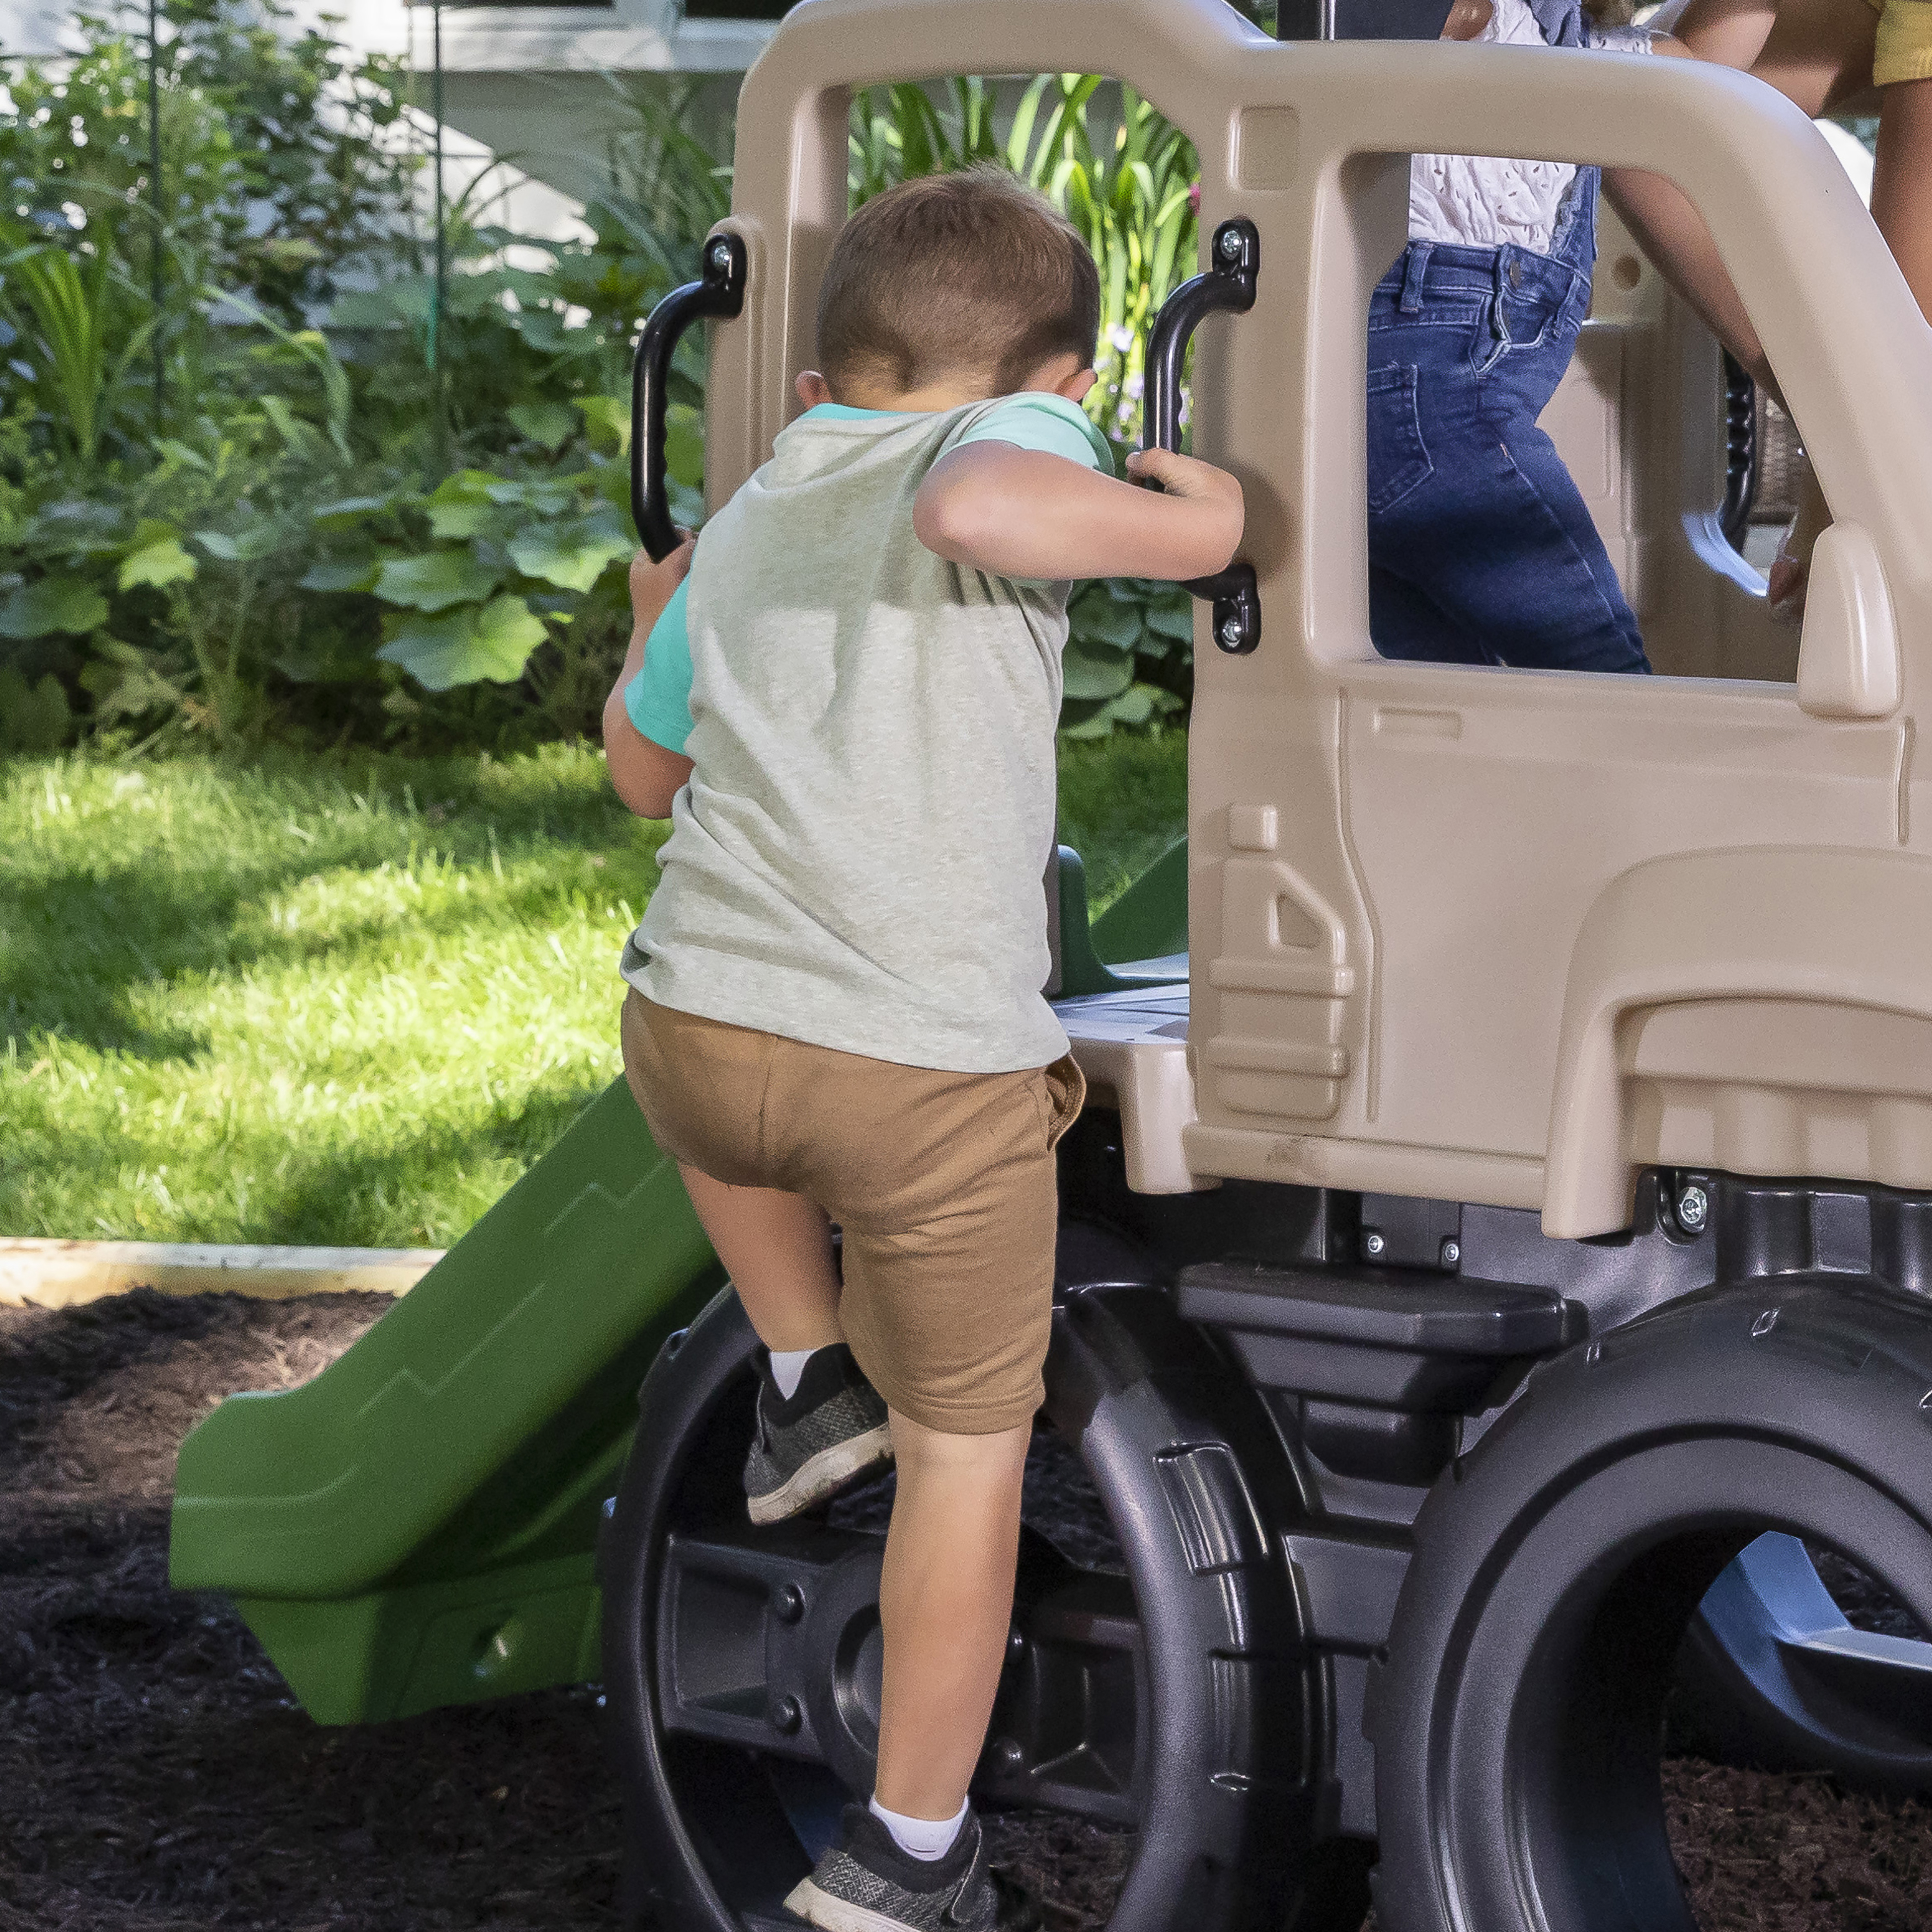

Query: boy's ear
[[1055, 367, 1098, 403], [795, 370, 835, 407]]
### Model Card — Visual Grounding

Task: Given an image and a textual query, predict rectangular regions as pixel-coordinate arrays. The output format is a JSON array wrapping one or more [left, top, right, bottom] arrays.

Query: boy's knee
[[888, 1410, 1031, 1482]]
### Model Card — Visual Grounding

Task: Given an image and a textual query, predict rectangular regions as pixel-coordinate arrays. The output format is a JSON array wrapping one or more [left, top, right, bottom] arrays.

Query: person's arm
[[1600, 39, 1781, 397], [604, 541, 697, 821], [913, 444, 1243, 583], [1664, 0, 1778, 69]]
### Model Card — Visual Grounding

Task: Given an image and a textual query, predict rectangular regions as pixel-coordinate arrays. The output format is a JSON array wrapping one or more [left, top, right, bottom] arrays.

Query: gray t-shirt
[[620, 394, 1112, 1073]]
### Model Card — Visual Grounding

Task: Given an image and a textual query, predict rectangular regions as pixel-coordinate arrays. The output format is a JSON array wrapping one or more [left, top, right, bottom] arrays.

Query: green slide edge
[[169, 1075, 724, 1723], [1057, 836, 1188, 996]]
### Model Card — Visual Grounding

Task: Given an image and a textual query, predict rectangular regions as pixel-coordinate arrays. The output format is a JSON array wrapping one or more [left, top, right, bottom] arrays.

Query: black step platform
[[1176, 1260, 1586, 1411]]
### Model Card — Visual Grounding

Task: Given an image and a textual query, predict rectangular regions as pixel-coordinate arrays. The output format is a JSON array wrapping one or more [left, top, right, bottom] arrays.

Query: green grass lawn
[[0, 733, 1185, 1248]]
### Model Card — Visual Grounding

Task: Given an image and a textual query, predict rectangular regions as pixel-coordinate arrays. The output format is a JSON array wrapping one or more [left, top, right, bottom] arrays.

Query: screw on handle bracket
[[630, 231, 747, 561], [1143, 217, 1261, 655]]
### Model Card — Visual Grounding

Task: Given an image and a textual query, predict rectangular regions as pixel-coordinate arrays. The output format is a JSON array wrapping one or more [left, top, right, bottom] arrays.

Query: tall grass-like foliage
[[850, 75, 1198, 449], [850, 76, 1199, 736], [0, 240, 152, 461]]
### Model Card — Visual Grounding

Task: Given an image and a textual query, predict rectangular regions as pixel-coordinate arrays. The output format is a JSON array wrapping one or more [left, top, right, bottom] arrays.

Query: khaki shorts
[[620, 991, 1084, 1435], [1869, 0, 1932, 87]]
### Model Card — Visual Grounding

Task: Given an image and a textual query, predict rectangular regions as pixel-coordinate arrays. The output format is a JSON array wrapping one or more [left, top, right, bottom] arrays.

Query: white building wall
[[2, 0, 771, 217]]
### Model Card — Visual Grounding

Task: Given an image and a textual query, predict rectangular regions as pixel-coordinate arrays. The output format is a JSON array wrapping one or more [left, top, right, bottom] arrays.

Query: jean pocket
[[1366, 363, 1432, 516]]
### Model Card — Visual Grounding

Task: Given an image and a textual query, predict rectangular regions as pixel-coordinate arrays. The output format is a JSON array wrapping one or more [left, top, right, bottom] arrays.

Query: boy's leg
[[676, 1164, 841, 1352], [762, 1039, 1080, 1923], [675, 1166, 891, 1526], [873, 1410, 1032, 1819], [620, 991, 892, 1520]]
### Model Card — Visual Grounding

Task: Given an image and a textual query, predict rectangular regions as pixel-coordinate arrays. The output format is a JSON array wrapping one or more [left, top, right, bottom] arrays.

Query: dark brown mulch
[[3, 1289, 1930, 1932], [1664, 1760, 1932, 1931], [0, 1290, 621, 1932]]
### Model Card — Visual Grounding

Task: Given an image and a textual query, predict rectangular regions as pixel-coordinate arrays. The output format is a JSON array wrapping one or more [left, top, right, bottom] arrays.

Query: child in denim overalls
[[1368, 0, 1656, 672]]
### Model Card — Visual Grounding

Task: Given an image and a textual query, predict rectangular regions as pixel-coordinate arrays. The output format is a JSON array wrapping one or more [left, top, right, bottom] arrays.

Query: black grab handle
[[1143, 217, 1261, 655], [1719, 352, 1759, 553], [630, 230, 747, 561]]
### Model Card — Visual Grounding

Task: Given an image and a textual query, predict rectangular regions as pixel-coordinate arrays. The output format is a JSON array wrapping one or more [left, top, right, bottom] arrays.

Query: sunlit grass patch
[[2, 734, 1186, 1246]]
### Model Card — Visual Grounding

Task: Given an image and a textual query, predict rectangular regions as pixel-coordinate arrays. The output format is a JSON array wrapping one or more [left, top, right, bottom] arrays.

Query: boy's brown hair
[[816, 164, 1101, 397]]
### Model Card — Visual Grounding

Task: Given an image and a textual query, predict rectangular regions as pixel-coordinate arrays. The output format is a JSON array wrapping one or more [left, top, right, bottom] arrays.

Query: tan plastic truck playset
[[171, 3, 1932, 1929]]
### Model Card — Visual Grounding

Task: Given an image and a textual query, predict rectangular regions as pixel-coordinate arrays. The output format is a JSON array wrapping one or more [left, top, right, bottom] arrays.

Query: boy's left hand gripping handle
[[630, 231, 748, 561]]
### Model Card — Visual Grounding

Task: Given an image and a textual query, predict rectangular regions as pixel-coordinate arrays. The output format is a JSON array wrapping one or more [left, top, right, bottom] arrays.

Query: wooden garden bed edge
[[0, 1238, 444, 1309]]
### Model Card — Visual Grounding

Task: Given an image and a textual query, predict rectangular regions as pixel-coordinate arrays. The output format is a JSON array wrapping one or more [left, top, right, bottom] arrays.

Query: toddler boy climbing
[[602, 166, 1243, 1932]]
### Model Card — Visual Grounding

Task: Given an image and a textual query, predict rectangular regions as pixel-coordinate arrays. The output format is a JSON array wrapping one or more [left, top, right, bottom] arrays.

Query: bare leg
[[873, 1410, 1031, 1820], [1872, 76, 1932, 323], [678, 1164, 843, 1354]]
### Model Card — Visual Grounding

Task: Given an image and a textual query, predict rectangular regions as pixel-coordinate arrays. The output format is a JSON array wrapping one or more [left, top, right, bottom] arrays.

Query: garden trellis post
[[147, 0, 163, 429], [431, 0, 448, 473]]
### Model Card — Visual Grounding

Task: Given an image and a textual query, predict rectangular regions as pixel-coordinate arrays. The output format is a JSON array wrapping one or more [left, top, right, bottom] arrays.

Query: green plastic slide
[[169, 1080, 725, 1723], [168, 840, 1186, 1724]]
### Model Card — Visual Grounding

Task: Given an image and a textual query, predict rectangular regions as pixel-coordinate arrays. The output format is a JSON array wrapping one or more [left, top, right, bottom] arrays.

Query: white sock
[[767, 1347, 817, 1402], [868, 1795, 968, 1862]]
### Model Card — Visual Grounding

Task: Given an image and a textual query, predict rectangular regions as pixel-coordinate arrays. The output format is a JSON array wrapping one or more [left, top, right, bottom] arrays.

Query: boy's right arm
[[913, 445, 1243, 585], [605, 541, 697, 821]]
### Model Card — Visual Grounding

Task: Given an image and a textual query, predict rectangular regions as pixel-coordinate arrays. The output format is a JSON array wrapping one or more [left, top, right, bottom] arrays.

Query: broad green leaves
[[1063, 637, 1137, 703], [0, 575, 110, 639], [508, 401, 577, 452], [299, 464, 640, 692], [194, 526, 290, 564], [296, 556, 380, 594], [117, 525, 200, 593], [374, 548, 503, 613], [379, 594, 549, 690], [1062, 578, 1190, 740], [426, 472, 503, 541], [509, 521, 633, 593], [0, 666, 73, 752]]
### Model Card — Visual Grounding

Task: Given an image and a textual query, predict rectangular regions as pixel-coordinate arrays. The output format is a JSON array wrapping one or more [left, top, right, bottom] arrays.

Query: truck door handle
[[629, 231, 748, 562], [1143, 216, 1260, 655]]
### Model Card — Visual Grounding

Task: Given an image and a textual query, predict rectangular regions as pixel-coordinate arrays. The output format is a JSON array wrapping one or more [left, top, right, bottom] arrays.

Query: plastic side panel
[[1544, 847, 1932, 1236], [171, 1078, 718, 1601]]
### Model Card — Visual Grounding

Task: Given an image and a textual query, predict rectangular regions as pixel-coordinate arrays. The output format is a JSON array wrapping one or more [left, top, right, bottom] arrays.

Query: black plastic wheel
[[1370, 1278, 1932, 1932], [601, 1243, 1356, 1932]]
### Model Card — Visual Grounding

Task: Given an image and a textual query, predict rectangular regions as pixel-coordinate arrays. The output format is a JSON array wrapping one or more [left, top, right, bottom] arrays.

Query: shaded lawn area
[[1, 733, 1186, 1249]]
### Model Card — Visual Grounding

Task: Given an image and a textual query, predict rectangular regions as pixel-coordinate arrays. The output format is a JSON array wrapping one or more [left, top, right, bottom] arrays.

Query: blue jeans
[[1366, 184, 1650, 675]]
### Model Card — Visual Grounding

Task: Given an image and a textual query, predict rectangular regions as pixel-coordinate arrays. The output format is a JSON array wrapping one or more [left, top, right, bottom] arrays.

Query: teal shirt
[[624, 392, 1112, 754]]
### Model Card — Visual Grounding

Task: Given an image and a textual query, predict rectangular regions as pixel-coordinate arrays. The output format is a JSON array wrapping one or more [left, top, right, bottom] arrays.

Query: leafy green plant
[[1, 13, 1199, 747]]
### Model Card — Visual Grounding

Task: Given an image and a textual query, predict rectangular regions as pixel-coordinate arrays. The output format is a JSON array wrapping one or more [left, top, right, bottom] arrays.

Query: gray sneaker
[[785, 1803, 1041, 1932], [744, 1345, 893, 1526]]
